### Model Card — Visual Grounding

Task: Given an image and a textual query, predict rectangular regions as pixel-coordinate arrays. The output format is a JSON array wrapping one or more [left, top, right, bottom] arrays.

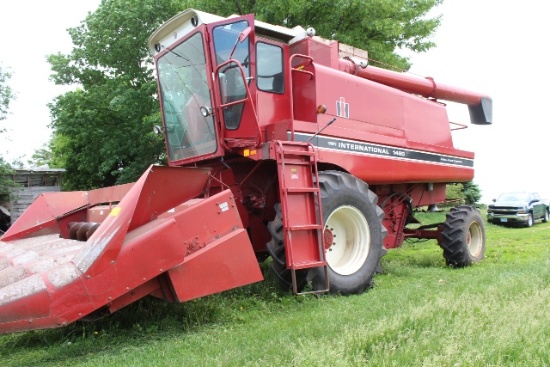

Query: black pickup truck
[[487, 191, 550, 227]]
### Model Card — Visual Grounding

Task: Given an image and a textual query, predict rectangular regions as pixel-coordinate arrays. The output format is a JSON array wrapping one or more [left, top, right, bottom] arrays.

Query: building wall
[[5, 170, 64, 226]]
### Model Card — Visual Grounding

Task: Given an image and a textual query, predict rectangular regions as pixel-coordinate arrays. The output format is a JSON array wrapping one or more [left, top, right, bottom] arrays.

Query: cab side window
[[256, 42, 284, 94]]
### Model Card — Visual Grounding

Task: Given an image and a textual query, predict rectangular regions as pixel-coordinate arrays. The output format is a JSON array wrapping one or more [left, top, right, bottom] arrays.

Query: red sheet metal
[[338, 59, 489, 106], [2, 183, 134, 242], [0, 166, 260, 335], [168, 229, 263, 302]]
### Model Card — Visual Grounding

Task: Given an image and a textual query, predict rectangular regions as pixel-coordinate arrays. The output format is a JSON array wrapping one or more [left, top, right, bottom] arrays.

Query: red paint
[[0, 9, 491, 334]]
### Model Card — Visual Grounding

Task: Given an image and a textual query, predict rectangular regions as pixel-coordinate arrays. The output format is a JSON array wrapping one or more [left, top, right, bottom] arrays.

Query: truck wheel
[[543, 210, 549, 223], [526, 213, 534, 227], [439, 206, 485, 267], [309, 171, 387, 295]]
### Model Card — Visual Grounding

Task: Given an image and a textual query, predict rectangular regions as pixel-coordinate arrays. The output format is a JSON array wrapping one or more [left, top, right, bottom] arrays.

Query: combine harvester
[[0, 8, 492, 334]]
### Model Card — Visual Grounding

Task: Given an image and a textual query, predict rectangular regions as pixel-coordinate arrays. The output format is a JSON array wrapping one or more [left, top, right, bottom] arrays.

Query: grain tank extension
[[0, 9, 492, 334]]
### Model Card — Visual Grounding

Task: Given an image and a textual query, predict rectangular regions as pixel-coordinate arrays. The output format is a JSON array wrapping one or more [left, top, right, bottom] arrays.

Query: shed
[[2, 168, 65, 227]]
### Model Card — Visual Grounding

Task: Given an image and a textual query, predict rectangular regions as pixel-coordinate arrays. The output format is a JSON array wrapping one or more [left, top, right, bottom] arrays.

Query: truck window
[[256, 42, 284, 93]]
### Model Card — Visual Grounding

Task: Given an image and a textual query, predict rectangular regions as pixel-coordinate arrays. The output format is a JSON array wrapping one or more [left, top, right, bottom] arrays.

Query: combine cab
[[0, 8, 491, 334]]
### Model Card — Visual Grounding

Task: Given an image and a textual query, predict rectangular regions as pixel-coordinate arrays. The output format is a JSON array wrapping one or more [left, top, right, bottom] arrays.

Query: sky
[[405, 0, 550, 203], [0, 0, 548, 204], [0, 0, 102, 161]]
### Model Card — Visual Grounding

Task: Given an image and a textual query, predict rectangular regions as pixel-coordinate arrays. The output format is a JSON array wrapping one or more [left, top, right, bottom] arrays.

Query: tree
[[462, 181, 482, 206], [0, 157, 15, 204], [446, 181, 482, 208], [0, 64, 17, 203], [28, 144, 54, 168], [0, 64, 14, 124], [190, 0, 444, 70], [48, 0, 180, 190], [48, 0, 444, 190]]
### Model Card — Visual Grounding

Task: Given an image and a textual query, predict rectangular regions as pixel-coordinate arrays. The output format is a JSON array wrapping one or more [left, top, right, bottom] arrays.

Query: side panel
[[167, 229, 263, 302], [295, 132, 474, 184], [287, 64, 474, 185], [313, 64, 454, 149]]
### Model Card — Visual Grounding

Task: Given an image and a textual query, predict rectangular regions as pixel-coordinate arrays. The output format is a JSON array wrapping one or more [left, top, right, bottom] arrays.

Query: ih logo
[[336, 97, 349, 118]]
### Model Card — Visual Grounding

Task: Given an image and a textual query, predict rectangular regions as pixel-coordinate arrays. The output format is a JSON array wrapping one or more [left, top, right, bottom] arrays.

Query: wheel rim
[[467, 220, 483, 257], [324, 205, 370, 276]]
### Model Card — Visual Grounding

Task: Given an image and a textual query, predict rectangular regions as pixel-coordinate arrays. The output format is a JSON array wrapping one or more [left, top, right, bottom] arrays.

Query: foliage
[[462, 180, 482, 205], [0, 157, 16, 203], [0, 65, 17, 201], [446, 181, 482, 207], [47, 0, 180, 190], [0, 64, 14, 123], [47, 0, 444, 190], [28, 144, 54, 168], [191, 0, 444, 71]]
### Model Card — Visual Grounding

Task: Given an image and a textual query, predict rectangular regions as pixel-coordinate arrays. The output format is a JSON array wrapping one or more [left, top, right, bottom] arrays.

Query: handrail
[[288, 54, 315, 141], [214, 59, 261, 149]]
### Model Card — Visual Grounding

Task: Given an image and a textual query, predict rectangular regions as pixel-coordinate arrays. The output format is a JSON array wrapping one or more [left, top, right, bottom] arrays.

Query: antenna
[[307, 118, 337, 142]]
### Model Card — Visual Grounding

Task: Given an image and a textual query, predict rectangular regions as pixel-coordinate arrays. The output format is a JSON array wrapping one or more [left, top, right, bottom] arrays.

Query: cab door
[[206, 15, 261, 148], [531, 193, 544, 220]]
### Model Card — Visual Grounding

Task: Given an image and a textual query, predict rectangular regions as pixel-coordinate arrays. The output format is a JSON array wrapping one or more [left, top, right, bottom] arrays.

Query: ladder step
[[286, 187, 319, 193], [291, 260, 327, 270], [288, 224, 323, 231], [274, 140, 328, 294], [279, 161, 312, 166], [280, 149, 315, 156]]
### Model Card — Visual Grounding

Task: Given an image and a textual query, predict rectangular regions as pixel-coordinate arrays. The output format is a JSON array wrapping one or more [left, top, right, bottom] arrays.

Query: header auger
[[0, 8, 491, 334]]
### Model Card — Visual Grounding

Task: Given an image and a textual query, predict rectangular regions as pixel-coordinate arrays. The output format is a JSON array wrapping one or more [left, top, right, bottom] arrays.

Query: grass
[[1, 209, 550, 366]]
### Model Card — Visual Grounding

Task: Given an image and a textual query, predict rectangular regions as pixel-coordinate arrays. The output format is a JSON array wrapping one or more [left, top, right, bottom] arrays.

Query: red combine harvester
[[0, 9, 492, 334]]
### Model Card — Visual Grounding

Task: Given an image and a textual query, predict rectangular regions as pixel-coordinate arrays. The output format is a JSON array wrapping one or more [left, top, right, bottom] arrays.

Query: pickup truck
[[487, 191, 550, 227]]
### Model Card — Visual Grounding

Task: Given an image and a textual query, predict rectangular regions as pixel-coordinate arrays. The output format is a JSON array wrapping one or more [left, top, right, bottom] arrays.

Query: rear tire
[[543, 209, 548, 223], [439, 205, 486, 267], [267, 171, 387, 295]]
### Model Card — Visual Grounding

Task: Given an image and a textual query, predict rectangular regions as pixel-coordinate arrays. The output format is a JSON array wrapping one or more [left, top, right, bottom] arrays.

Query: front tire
[[267, 171, 387, 295], [526, 213, 534, 227], [439, 205, 486, 267], [266, 204, 308, 291], [310, 171, 387, 294]]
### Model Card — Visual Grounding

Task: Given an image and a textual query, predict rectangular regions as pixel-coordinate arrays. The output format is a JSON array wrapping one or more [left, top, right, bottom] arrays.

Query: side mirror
[[153, 125, 163, 134]]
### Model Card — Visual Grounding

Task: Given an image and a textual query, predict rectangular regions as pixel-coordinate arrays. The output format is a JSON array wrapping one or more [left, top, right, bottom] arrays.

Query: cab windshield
[[157, 32, 216, 161], [497, 192, 528, 202]]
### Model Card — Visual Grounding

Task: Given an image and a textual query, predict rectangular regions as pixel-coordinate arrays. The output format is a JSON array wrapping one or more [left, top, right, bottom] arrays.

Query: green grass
[[2, 210, 550, 366]]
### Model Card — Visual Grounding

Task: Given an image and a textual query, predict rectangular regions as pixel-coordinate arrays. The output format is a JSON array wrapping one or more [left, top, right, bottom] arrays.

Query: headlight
[[517, 207, 527, 214]]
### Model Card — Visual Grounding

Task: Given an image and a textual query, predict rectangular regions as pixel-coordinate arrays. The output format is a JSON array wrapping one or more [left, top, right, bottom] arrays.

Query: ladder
[[272, 140, 329, 294]]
